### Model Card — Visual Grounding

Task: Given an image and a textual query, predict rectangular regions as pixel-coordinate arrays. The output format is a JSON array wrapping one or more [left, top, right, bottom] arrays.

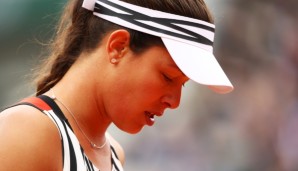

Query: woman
[[0, 0, 233, 170]]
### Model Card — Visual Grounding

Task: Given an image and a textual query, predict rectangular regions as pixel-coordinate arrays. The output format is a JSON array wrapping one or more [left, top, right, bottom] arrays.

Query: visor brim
[[162, 38, 234, 94]]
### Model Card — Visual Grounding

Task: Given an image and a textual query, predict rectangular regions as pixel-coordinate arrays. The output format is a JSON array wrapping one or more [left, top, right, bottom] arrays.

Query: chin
[[126, 128, 143, 134], [118, 125, 144, 134]]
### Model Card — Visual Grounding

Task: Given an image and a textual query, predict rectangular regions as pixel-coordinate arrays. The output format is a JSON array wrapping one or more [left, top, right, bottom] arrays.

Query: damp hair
[[34, 0, 214, 96]]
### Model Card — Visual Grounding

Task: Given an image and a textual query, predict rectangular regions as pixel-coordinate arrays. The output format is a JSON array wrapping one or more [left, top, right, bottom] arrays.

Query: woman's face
[[103, 46, 189, 134]]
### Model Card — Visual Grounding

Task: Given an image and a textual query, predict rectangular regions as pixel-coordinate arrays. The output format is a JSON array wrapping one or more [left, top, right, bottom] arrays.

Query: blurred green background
[[0, 0, 65, 105], [1, 0, 298, 171]]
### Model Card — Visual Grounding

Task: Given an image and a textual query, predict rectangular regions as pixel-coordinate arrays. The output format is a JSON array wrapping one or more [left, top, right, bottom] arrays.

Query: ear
[[106, 29, 130, 64]]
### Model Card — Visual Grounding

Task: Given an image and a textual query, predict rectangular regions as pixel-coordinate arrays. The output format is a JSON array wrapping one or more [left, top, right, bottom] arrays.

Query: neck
[[45, 53, 111, 148]]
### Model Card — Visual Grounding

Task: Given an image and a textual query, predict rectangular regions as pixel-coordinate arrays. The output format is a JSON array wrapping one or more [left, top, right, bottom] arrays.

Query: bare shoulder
[[106, 132, 125, 165], [0, 105, 62, 171]]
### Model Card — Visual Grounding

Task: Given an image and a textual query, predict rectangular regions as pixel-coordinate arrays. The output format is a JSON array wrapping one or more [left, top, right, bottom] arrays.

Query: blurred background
[[0, 0, 297, 171]]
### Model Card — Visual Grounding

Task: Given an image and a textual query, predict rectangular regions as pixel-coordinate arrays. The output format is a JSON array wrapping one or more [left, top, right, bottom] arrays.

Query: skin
[[0, 29, 188, 171]]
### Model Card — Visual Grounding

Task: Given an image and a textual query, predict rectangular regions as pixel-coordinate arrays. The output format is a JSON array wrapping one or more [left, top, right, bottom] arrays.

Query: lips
[[145, 111, 163, 126]]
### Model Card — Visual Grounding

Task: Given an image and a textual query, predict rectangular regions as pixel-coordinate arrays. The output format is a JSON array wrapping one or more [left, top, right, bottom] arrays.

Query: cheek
[[106, 74, 163, 119], [118, 66, 164, 102], [118, 78, 161, 109], [129, 74, 165, 102]]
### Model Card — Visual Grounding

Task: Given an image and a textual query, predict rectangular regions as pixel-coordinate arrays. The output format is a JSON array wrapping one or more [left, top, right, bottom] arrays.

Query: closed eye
[[163, 74, 172, 82]]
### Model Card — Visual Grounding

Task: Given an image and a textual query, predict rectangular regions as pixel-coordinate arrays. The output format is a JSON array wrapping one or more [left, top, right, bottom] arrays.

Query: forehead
[[142, 46, 175, 64], [144, 46, 186, 75]]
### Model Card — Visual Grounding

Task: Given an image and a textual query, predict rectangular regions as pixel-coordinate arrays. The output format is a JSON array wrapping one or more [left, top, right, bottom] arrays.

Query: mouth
[[145, 111, 162, 126], [146, 112, 155, 121]]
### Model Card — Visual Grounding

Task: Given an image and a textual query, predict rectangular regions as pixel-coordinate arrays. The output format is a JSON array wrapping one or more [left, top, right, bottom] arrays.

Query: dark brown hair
[[35, 0, 214, 95]]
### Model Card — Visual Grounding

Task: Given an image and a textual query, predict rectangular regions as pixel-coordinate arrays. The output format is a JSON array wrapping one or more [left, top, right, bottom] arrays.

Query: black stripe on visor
[[93, 0, 214, 46]]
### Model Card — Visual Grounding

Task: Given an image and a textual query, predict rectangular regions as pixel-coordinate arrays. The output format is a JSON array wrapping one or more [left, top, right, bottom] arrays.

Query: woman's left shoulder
[[106, 132, 125, 166]]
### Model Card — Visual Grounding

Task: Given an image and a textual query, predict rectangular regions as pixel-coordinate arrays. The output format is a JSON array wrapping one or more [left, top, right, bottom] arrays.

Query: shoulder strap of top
[[1, 96, 51, 113], [37, 95, 70, 124], [20, 96, 52, 111], [110, 145, 119, 159], [3, 95, 70, 124], [110, 145, 124, 171]]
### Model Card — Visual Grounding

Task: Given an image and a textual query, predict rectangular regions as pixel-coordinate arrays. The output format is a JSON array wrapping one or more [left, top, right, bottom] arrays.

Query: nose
[[161, 86, 182, 109]]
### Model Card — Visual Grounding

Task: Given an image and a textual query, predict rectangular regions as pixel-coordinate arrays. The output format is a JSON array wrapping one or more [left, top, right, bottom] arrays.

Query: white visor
[[82, 0, 234, 93]]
